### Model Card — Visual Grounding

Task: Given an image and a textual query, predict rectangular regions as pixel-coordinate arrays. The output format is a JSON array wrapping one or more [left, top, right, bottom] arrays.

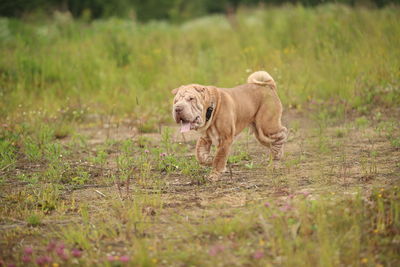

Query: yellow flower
[[361, 258, 368, 263], [373, 229, 379, 234], [259, 239, 265, 246], [152, 258, 158, 263], [52, 263, 59, 267], [378, 194, 382, 198]]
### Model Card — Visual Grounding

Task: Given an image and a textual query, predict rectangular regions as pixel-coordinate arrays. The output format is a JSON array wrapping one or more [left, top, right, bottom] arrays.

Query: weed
[[26, 212, 42, 227]]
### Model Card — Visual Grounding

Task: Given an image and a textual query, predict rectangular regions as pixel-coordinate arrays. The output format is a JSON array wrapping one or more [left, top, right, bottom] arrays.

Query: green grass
[[1, 4, 399, 125]]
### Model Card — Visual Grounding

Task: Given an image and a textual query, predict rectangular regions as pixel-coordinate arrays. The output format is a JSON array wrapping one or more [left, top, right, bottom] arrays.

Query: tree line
[[0, 0, 398, 21]]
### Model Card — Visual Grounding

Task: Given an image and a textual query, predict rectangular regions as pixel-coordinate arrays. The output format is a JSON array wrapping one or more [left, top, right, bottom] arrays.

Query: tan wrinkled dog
[[172, 71, 288, 181]]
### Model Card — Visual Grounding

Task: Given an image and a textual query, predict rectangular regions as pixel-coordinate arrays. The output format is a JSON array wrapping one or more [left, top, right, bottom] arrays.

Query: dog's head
[[172, 84, 212, 132]]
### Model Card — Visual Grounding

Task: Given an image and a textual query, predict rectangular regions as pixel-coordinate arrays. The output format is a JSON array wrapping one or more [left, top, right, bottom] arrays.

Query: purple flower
[[108, 255, 116, 262], [56, 247, 69, 260], [264, 202, 271, 208], [8, 263, 16, 267], [71, 248, 83, 258], [47, 241, 57, 252], [58, 243, 65, 250], [24, 247, 33, 255], [279, 204, 292, 212], [22, 255, 31, 263], [302, 191, 310, 197], [253, 250, 264, 259], [270, 214, 277, 219], [208, 244, 225, 256], [160, 152, 167, 157], [120, 256, 130, 262], [36, 256, 51, 266], [144, 149, 150, 154]]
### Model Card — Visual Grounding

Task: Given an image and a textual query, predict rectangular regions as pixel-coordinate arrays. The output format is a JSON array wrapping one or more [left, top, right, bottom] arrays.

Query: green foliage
[[26, 212, 42, 226], [1, 6, 399, 123]]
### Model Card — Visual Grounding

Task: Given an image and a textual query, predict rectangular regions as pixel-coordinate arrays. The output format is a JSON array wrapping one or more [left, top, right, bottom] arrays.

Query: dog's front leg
[[208, 137, 233, 181], [196, 136, 213, 166]]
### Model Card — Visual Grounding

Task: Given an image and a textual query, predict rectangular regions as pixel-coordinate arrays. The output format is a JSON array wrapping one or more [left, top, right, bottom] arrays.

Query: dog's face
[[172, 84, 209, 132]]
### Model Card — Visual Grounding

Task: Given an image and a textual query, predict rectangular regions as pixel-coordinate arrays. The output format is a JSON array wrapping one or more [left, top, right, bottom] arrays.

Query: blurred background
[[0, 0, 399, 133]]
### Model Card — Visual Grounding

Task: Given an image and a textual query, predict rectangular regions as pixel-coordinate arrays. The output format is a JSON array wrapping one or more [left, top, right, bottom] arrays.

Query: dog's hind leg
[[252, 100, 288, 159], [253, 124, 288, 160]]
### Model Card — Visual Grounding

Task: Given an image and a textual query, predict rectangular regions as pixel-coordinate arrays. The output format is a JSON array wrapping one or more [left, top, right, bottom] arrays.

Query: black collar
[[205, 105, 214, 122]]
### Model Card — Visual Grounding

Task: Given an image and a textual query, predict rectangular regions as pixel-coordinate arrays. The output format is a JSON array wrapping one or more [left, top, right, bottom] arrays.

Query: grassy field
[[1, 4, 400, 267]]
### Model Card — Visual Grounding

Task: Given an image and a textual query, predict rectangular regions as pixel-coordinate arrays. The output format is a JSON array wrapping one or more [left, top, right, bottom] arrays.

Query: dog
[[172, 71, 288, 181]]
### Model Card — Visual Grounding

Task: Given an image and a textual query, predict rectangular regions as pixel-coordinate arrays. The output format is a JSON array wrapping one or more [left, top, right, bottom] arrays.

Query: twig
[[94, 189, 106, 198]]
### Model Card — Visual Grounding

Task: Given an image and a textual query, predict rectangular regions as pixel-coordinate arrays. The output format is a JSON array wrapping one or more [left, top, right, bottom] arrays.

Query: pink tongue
[[180, 122, 191, 133]]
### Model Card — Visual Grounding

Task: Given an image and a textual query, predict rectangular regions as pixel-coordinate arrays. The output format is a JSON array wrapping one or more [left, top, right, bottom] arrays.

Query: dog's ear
[[192, 84, 206, 93], [171, 87, 179, 95]]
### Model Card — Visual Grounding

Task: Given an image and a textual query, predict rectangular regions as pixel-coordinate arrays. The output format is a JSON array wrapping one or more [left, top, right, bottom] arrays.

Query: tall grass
[[0, 4, 399, 123]]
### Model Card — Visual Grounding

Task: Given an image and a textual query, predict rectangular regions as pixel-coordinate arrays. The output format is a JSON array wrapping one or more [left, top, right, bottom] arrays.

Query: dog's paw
[[207, 171, 222, 182]]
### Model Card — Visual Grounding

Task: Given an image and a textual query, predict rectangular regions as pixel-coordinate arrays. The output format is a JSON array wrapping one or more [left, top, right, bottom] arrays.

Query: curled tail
[[247, 71, 276, 89]]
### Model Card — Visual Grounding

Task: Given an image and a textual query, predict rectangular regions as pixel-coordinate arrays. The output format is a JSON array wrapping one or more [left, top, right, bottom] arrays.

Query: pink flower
[[253, 250, 264, 259], [22, 255, 31, 263], [120, 256, 130, 262], [71, 248, 83, 258], [36, 256, 51, 266], [8, 263, 16, 267], [279, 204, 292, 212], [144, 149, 150, 154], [264, 202, 271, 208], [302, 191, 310, 197], [160, 152, 167, 157], [56, 247, 69, 261], [24, 247, 33, 255], [108, 255, 116, 262], [47, 241, 57, 252], [208, 244, 225, 256]]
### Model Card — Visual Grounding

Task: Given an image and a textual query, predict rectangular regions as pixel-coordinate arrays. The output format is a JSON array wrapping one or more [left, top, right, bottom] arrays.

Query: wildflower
[[36, 256, 52, 266], [160, 152, 167, 157], [151, 258, 158, 264], [270, 214, 277, 219], [361, 258, 368, 263], [208, 244, 224, 256], [302, 191, 310, 197], [22, 255, 31, 263], [144, 149, 150, 154], [119, 256, 129, 263], [56, 247, 68, 261], [378, 194, 382, 198], [107, 255, 116, 262], [7, 263, 16, 267], [24, 247, 33, 255], [52, 263, 59, 267], [47, 241, 57, 252], [279, 204, 292, 212], [264, 202, 270, 208], [253, 250, 264, 259], [71, 248, 83, 258]]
